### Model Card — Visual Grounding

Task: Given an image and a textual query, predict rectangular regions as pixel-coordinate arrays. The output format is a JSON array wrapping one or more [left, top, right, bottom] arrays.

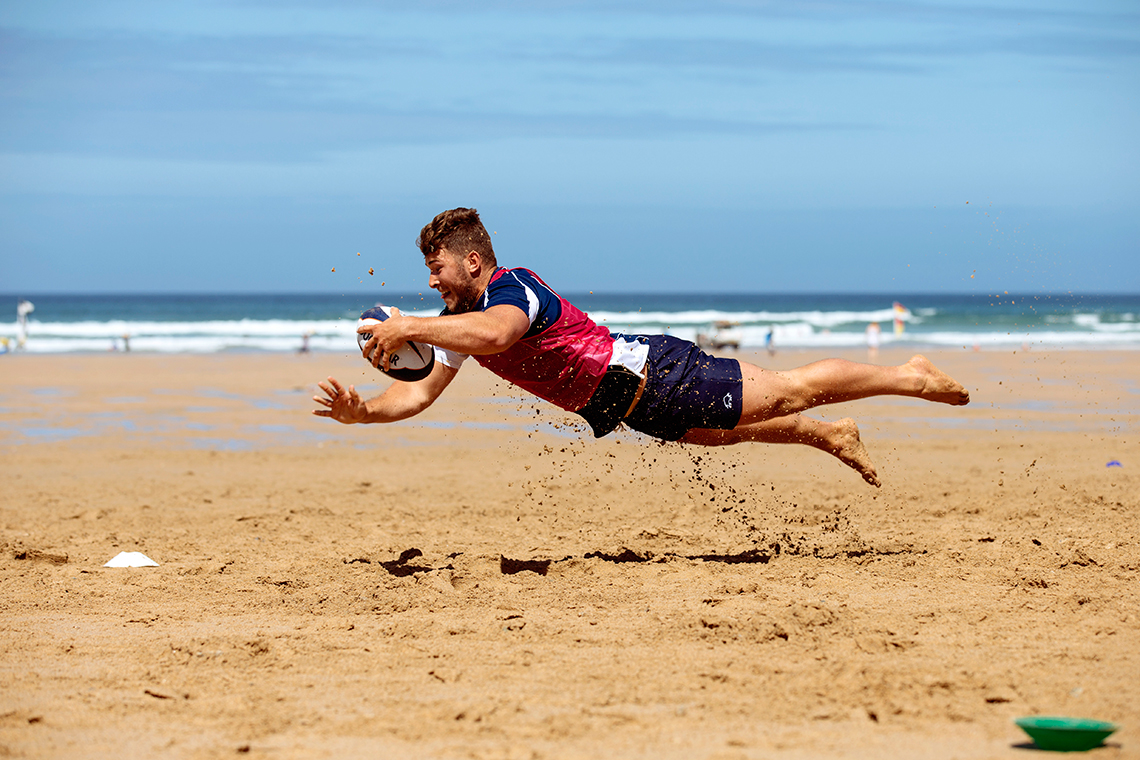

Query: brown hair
[[417, 207, 496, 267]]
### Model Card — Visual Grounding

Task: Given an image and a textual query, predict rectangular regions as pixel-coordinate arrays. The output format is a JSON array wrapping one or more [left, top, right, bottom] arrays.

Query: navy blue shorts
[[620, 334, 743, 441]]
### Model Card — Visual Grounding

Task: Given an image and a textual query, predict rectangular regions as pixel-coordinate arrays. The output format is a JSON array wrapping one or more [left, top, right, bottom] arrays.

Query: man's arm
[[359, 305, 529, 371], [312, 360, 459, 425]]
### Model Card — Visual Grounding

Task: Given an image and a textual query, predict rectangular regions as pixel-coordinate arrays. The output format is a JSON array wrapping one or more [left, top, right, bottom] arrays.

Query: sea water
[[1, 292, 1137, 354]]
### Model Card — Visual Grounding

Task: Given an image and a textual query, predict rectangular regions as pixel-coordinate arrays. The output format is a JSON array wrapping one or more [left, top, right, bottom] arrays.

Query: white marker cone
[[104, 551, 159, 568]]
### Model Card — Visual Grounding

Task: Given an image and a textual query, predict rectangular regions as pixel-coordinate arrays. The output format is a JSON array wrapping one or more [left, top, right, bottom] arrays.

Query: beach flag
[[893, 301, 907, 335]]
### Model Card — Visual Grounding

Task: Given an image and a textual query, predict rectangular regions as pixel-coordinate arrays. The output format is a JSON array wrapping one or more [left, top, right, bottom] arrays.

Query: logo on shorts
[[723, 392, 733, 409]]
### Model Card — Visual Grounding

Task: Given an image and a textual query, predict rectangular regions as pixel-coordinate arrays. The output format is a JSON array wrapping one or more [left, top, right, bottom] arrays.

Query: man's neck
[[471, 265, 500, 305]]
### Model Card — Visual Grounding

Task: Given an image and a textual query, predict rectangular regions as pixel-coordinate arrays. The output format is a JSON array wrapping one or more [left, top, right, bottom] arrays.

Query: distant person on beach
[[16, 299, 34, 349], [765, 326, 775, 357], [314, 208, 970, 487], [865, 321, 881, 358]]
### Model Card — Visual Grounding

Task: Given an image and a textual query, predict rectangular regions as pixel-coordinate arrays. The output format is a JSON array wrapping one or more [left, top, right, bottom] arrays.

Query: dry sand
[[1, 348, 1138, 759]]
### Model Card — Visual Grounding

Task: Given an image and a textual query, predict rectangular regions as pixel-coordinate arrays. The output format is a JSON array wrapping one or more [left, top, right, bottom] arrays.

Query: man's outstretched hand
[[312, 376, 368, 424]]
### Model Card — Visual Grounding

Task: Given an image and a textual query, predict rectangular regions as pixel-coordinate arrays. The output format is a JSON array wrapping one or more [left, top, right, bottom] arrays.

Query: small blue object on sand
[[1106, 460, 1123, 467]]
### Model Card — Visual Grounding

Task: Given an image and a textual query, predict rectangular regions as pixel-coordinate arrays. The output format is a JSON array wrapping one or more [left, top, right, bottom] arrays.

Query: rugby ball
[[357, 305, 436, 382]]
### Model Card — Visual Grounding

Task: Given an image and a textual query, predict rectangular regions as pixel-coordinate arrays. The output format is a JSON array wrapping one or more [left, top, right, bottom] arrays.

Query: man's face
[[426, 248, 480, 313]]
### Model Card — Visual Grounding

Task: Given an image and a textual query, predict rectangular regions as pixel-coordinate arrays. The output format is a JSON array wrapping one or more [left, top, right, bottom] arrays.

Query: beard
[[449, 275, 482, 314]]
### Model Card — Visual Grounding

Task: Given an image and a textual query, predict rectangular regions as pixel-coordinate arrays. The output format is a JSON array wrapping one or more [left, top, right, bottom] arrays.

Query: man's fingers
[[359, 337, 381, 366], [318, 377, 352, 408], [313, 376, 366, 423], [365, 343, 389, 370], [361, 335, 377, 359]]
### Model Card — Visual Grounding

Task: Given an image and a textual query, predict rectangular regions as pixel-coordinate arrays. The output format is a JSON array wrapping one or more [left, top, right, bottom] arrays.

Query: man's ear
[[464, 250, 482, 276]]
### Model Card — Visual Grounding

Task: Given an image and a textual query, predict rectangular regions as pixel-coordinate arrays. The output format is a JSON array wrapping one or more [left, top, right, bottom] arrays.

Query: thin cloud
[[536, 22, 1140, 74], [2, 2, 1135, 162], [1, 26, 886, 160], [1, 104, 874, 162]]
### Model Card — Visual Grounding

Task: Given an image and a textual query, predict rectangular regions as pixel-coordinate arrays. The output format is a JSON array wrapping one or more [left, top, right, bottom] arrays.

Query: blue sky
[[1, 0, 1137, 294]]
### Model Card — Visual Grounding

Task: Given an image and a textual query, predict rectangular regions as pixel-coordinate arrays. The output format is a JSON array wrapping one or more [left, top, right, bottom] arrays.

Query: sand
[[1, 348, 1137, 759]]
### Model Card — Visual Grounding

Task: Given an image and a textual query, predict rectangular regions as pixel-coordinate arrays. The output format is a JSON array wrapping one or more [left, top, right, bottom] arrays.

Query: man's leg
[[681, 414, 880, 487], [737, 354, 969, 424]]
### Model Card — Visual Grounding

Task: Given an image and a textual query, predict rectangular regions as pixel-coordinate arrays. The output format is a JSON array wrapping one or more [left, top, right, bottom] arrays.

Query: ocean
[[2, 292, 1138, 354]]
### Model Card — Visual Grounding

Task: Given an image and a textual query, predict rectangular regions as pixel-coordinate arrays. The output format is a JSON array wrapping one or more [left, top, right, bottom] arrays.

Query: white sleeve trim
[[509, 272, 540, 326], [434, 345, 468, 369]]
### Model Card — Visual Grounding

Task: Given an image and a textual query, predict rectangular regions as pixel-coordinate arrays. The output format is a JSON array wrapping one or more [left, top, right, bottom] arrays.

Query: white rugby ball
[[357, 305, 436, 382]]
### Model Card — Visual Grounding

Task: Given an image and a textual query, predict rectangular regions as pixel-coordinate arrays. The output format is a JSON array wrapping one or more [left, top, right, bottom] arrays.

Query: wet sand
[[1, 348, 1138, 758]]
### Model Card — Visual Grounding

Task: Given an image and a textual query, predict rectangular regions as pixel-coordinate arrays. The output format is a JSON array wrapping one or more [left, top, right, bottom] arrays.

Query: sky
[[1, 0, 1137, 295]]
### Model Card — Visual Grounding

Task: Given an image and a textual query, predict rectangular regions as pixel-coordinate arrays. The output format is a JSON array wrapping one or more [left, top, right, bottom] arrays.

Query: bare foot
[[828, 418, 880, 487], [907, 355, 970, 406]]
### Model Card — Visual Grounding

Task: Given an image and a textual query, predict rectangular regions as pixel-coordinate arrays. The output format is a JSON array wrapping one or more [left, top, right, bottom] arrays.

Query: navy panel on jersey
[[482, 268, 562, 338]]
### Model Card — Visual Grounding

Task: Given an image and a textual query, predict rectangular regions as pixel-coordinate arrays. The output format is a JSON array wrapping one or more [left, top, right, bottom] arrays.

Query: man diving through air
[[314, 208, 970, 487]]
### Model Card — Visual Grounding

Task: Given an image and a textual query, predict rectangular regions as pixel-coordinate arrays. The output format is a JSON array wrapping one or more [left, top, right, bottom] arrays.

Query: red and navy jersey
[[440, 267, 615, 412], [477, 267, 562, 338]]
